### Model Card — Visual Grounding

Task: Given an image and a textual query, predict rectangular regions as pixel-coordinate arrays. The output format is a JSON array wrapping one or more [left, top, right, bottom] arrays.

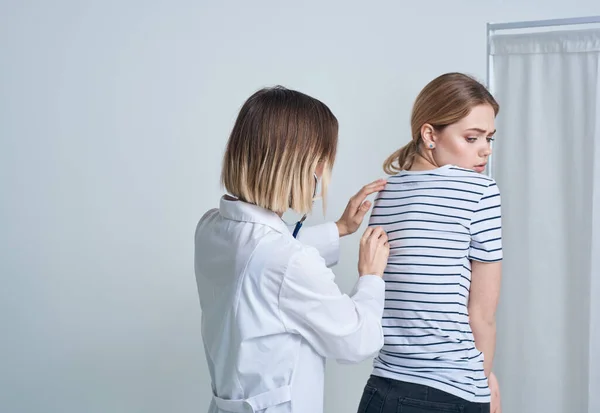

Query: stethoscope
[[292, 215, 307, 238], [290, 173, 320, 239]]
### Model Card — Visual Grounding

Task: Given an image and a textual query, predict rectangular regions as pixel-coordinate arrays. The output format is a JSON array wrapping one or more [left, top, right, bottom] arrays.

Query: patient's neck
[[410, 155, 439, 171]]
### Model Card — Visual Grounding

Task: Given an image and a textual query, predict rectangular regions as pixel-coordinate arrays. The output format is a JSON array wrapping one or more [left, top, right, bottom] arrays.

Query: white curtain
[[490, 28, 600, 413]]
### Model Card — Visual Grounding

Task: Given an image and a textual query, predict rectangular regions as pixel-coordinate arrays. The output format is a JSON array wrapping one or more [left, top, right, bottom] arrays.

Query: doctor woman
[[195, 86, 390, 413]]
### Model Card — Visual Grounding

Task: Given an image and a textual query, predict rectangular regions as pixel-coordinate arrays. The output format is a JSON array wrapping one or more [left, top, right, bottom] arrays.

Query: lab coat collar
[[219, 196, 292, 235]]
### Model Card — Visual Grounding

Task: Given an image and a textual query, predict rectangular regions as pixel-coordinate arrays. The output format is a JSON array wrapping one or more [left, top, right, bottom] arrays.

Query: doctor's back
[[194, 86, 390, 413]]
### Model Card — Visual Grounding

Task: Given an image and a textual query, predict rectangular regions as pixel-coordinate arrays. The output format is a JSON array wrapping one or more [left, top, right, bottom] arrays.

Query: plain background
[[1, 1, 599, 412]]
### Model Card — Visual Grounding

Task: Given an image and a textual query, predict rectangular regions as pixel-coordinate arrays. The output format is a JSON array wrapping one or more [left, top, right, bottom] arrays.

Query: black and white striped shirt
[[369, 164, 502, 403]]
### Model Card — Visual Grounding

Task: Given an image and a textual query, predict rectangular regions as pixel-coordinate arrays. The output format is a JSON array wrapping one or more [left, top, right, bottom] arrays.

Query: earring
[[429, 144, 435, 149]]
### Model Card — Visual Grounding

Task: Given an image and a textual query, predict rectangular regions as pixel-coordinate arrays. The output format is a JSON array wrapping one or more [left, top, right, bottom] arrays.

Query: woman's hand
[[489, 372, 501, 413], [336, 179, 387, 237], [358, 226, 389, 277]]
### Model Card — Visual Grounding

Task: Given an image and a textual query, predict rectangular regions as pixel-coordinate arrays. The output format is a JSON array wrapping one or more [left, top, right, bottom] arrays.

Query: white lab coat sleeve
[[294, 222, 340, 268], [278, 247, 385, 363]]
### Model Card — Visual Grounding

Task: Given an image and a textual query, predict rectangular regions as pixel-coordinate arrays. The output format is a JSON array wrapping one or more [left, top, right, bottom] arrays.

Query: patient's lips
[[473, 163, 487, 173]]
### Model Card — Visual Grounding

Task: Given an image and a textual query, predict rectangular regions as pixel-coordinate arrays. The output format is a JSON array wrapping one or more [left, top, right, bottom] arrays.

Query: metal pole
[[488, 15, 600, 31], [486, 23, 495, 179]]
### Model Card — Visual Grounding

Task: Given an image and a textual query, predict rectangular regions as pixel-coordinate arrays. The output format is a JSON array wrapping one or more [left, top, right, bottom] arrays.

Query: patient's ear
[[421, 123, 437, 148]]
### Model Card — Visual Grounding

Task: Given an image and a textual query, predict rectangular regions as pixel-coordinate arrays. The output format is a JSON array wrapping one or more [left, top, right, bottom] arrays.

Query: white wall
[[1, 1, 599, 412]]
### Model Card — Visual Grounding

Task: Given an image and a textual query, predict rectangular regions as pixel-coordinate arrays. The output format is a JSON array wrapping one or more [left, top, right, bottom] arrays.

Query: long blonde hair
[[383, 73, 500, 174], [221, 86, 338, 215]]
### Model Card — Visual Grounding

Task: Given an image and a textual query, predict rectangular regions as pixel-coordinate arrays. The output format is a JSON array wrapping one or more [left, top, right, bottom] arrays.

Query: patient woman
[[357, 73, 503, 413]]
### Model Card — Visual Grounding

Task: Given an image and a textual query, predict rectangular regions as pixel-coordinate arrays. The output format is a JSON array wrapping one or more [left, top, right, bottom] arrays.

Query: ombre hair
[[221, 86, 338, 214]]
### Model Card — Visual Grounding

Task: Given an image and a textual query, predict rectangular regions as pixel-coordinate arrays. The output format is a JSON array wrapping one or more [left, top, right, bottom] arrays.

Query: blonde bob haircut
[[221, 86, 338, 215]]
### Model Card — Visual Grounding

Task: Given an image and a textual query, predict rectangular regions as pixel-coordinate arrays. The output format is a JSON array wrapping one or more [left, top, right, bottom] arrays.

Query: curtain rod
[[488, 16, 600, 32]]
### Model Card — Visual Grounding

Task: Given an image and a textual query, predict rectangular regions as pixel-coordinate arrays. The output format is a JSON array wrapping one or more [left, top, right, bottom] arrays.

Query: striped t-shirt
[[368, 164, 502, 403]]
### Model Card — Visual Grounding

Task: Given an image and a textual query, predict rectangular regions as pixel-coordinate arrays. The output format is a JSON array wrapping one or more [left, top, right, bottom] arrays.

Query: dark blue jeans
[[357, 375, 490, 413]]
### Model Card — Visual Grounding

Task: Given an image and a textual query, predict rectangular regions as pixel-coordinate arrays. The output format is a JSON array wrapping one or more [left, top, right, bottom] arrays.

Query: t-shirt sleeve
[[469, 180, 502, 262]]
